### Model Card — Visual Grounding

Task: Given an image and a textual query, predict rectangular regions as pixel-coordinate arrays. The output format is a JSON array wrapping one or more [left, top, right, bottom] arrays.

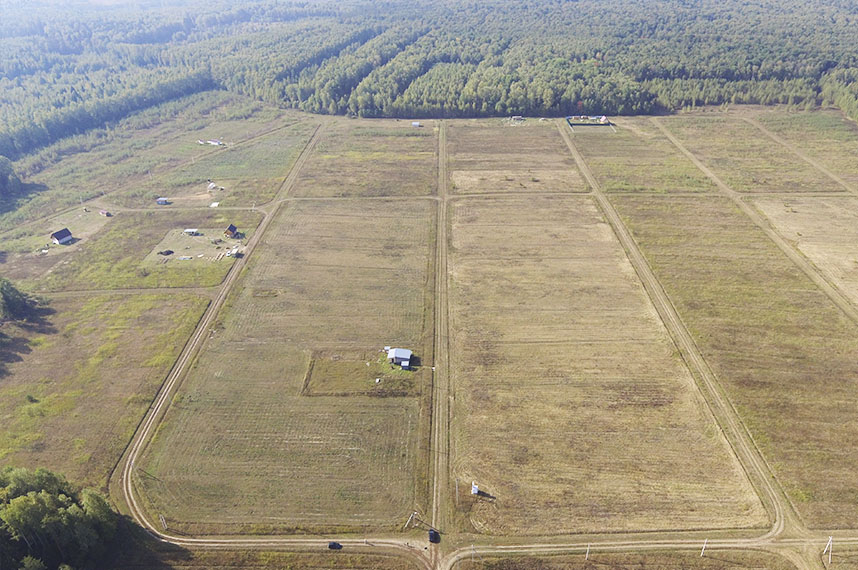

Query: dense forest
[[0, 467, 118, 570], [2, 0, 858, 159]]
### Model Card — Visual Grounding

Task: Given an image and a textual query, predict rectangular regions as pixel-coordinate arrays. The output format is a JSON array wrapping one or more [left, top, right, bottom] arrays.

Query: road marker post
[[701, 538, 707, 557]]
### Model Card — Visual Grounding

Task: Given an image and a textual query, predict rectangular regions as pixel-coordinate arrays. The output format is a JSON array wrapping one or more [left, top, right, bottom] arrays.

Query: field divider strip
[[115, 124, 326, 539], [556, 121, 790, 538], [430, 120, 451, 553], [741, 116, 857, 195]]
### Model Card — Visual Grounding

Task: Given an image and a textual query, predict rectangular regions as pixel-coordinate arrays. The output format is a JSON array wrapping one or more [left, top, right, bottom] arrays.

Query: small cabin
[[224, 224, 238, 238], [50, 228, 73, 245], [387, 347, 413, 367], [183, 228, 199, 236]]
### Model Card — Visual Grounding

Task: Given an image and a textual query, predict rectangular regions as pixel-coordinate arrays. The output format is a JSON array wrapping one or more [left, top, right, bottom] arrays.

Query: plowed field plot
[[447, 121, 586, 194], [0, 293, 207, 488], [753, 196, 858, 306], [453, 551, 797, 570], [571, 116, 715, 193], [660, 114, 843, 193], [754, 108, 858, 190], [447, 196, 764, 535], [37, 209, 262, 291], [294, 119, 436, 197], [111, 120, 317, 208], [612, 194, 858, 528], [136, 199, 435, 534]]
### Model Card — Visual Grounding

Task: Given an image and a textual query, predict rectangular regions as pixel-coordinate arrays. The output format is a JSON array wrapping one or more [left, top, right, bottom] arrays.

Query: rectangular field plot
[[754, 108, 858, 190], [294, 120, 437, 197], [38, 209, 261, 291], [612, 194, 858, 527], [454, 551, 797, 570], [660, 114, 843, 193], [110, 120, 317, 208], [447, 121, 586, 194], [448, 196, 764, 535], [572, 116, 716, 193], [0, 293, 207, 488], [136, 199, 435, 533]]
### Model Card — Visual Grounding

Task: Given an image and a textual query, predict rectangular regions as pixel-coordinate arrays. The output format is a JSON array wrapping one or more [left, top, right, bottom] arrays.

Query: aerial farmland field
[[8, 98, 858, 568], [446, 195, 764, 534]]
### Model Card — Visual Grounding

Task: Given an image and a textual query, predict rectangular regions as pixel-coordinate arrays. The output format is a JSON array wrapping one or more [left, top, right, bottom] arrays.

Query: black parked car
[[328, 542, 343, 550], [428, 529, 440, 543]]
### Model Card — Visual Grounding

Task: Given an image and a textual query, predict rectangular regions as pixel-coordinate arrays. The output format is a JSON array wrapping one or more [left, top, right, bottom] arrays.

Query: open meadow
[[0, 292, 208, 489], [447, 120, 587, 194], [294, 119, 437, 197], [660, 113, 844, 193], [447, 195, 764, 535], [135, 197, 436, 534], [571, 116, 716, 193], [5, 91, 303, 226], [453, 551, 798, 570]]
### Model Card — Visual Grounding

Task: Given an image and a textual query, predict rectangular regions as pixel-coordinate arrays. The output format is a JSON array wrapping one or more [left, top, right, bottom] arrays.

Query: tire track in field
[[741, 116, 857, 195], [429, 121, 451, 569], [556, 121, 793, 538]]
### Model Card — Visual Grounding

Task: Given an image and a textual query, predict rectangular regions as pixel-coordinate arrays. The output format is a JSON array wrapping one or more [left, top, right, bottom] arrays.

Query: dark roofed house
[[50, 228, 73, 245], [224, 224, 238, 238]]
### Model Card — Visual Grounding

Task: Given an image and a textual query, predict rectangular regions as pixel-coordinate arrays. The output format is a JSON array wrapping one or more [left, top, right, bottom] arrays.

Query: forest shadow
[[106, 515, 194, 569], [0, 305, 56, 377], [0, 182, 49, 216]]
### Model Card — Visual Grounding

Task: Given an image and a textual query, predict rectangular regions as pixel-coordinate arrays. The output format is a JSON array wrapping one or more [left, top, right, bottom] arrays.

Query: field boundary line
[[557, 121, 789, 537], [430, 121, 451, 567], [114, 124, 324, 536], [741, 116, 857, 195]]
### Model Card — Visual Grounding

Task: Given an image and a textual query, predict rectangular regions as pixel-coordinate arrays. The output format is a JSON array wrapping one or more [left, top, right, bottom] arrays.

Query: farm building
[[50, 228, 73, 245], [411, 121, 422, 127], [156, 197, 169, 205], [224, 224, 238, 238], [183, 228, 199, 236], [387, 347, 413, 369]]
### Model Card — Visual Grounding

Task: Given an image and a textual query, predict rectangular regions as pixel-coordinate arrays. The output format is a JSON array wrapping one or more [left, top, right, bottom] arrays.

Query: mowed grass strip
[[453, 551, 797, 570], [612, 194, 858, 528], [37, 209, 262, 291], [0, 293, 208, 489], [294, 119, 436, 197], [447, 120, 586, 194], [754, 108, 858, 190], [661, 114, 843, 193], [137, 199, 435, 534], [571, 116, 716, 193], [753, 196, 858, 307], [448, 196, 764, 535]]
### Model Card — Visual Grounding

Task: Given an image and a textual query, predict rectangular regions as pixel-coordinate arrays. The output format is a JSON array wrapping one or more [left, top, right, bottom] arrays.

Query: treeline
[[3, 0, 858, 158], [0, 467, 118, 570]]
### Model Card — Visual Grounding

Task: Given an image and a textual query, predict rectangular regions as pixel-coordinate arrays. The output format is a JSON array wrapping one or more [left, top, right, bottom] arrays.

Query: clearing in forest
[[447, 195, 764, 535], [447, 120, 586, 194], [135, 199, 435, 534]]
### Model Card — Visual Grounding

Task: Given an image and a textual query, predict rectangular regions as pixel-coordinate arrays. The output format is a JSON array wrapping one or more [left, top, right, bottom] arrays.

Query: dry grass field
[[571, 116, 716, 193], [0, 293, 208, 489], [35, 209, 261, 291], [611, 194, 858, 528], [752, 196, 858, 307], [110, 120, 317, 208], [135, 199, 435, 534], [454, 551, 797, 570], [447, 120, 586, 194], [8, 92, 299, 226], [660, 114, 844, 193], [754, 108, 858, 190], [294, 119, 437, 197], [447, 195, 764, 535]]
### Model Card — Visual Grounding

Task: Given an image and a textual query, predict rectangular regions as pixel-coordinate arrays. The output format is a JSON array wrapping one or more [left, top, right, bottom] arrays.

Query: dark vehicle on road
[[328, 542, 342, 550], [428, 529, 440, 543]]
